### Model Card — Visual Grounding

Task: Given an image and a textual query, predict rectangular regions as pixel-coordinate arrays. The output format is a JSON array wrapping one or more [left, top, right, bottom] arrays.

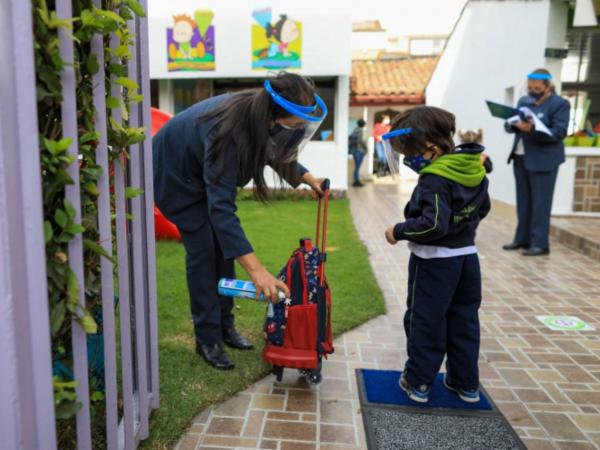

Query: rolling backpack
[[262, 179, 334, 384]]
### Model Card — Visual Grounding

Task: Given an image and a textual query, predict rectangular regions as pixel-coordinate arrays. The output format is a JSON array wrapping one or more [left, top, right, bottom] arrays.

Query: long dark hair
[[201, 71, 316, 201], [389, 106, 456, 157]]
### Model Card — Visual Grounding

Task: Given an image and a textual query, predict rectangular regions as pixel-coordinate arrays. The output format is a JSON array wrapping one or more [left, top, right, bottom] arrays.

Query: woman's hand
[[301, 172, 325, 197], [249, 266, 290, 302], [514, 120, 533, 133], [385, 226, 398, 245], [237, 252, 290, 302]]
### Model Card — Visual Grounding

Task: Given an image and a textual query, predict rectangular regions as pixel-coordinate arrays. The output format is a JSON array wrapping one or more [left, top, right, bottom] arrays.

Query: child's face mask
[[403, 145, 438, 173], [403, 154, 432, 173]]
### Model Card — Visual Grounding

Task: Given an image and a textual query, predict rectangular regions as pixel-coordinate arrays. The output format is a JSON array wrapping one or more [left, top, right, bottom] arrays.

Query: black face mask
[[268, 124, 305, 163], [528, 90, 545, 100]]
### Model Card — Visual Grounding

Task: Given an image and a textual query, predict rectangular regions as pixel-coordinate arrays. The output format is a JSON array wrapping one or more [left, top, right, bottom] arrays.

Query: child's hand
[[385, 226, 398, 245]]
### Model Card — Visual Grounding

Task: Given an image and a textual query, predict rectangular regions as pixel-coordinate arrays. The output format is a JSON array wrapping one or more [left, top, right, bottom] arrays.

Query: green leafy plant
[[33, 0, 146, 447]]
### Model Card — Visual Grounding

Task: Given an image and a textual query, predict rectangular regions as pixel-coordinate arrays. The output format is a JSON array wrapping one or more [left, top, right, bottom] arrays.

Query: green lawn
[[142, 198, 385, 449]]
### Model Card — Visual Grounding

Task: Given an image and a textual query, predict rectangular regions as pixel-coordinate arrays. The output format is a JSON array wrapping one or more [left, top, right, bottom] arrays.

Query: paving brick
[[176, 184, 600, 450], [262, 420, 316, 441], [534, 413, 586, 441], [205, 417, 244, 436]]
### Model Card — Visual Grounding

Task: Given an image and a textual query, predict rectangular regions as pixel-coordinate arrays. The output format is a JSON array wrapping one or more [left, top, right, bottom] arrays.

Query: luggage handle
[[315, 179, 330, 284]]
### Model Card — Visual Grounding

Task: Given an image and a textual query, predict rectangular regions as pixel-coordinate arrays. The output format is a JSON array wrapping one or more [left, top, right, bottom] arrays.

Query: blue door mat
[[356, 369, 526, 450]]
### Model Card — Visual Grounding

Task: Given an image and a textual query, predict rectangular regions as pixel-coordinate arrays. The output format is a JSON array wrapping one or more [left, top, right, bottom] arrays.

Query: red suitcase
[[262, 179, 334, 384]]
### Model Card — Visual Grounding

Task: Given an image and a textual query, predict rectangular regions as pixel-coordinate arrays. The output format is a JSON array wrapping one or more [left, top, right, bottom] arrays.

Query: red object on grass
[[154, 206, 181, 241], [151, 107, 173, 137], [151, 107, 181, 241]]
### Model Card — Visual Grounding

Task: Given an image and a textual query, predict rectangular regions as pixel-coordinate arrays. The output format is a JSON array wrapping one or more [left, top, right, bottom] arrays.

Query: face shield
[[382, 128, 412, 178], [265, 79, 328, 164]]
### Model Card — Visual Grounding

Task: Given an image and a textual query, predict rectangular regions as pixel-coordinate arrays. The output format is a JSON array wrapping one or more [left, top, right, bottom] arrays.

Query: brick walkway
[[176, 181, 600, 450]]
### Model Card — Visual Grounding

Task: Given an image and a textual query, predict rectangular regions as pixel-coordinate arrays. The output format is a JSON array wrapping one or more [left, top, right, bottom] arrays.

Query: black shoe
[[502, 242, 529, 250], [222, 327, 254, 350], [522, 247, 550, 256], [352, 181, 364, 187], [196, 343, 235, 370]]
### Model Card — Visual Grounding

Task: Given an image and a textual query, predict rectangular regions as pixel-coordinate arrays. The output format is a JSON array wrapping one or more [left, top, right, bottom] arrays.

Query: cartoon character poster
[[251, 8, 302, 70], [167, 10, 215, 71]]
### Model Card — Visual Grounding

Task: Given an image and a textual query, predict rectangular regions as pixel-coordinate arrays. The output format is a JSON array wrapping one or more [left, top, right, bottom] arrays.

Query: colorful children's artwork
[[251, 8, 302, 70], [167, 10, 215, 71]]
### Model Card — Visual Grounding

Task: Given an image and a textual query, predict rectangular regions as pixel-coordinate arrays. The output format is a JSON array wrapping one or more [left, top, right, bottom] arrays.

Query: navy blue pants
[[403, 253, 481, 390], [180, 220, 235, 346], [513, 155, 558, 249]]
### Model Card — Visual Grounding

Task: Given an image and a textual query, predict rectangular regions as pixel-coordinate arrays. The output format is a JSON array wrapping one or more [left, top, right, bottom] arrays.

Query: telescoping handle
[[315, 179, 330, 284]]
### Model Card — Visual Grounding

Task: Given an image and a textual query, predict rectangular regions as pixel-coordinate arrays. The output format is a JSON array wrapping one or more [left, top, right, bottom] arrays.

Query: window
[[312, 78, 336, 141], [505, 86, 514, 106], [172, 79, 213, 113], [561, 30, 600, 134], [150, 79, 159, 108]]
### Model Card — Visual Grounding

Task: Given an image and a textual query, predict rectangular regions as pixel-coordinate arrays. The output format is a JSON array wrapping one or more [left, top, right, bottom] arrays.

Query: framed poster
[[167, 9, 215, 71], [252, 7, 302, 70]]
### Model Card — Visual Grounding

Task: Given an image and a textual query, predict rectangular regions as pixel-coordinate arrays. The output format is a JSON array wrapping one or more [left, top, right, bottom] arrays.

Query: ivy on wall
[[33, 0, 146, 445]]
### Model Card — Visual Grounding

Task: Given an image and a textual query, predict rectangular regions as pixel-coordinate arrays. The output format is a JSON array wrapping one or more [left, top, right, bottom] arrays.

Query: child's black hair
[[389, 106, 456, 157]]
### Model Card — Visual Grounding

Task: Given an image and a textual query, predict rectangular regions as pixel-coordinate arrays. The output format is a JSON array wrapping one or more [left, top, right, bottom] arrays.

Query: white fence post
[[0, 1, 57, 449]]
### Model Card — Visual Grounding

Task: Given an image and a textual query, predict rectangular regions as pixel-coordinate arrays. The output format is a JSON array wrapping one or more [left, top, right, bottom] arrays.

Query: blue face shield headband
[[264, 79, 328, 161], [264, 79, 327, 122], [381, 128, 425, 176], [527, 72, 552, 80]]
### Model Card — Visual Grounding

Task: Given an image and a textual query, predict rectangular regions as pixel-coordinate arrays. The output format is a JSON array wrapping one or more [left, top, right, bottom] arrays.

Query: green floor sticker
[[536, 316, 594, 331]]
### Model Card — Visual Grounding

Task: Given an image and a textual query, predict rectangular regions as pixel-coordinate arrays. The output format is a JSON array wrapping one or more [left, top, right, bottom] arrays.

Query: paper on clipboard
[[486, 100, 553, 136], [519, 107, 552, 136]]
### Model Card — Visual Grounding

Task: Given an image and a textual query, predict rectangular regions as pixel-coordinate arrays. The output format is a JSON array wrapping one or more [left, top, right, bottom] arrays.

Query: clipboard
[[485, 100, 553, 136], [485, 100, 520, 119]]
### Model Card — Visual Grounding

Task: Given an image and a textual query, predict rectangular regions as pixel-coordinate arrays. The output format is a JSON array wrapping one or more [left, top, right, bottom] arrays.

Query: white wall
[[426, 0, 568, 211], [148, 1, 351, 190]]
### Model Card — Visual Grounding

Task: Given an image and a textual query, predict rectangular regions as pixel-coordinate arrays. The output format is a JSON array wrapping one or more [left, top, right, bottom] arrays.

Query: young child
[[382, 106, 490, 403]]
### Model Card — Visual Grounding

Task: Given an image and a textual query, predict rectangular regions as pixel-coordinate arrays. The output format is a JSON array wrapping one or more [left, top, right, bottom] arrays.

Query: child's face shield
[[382, 128, 412, 178], [265, 79, 328, 163]]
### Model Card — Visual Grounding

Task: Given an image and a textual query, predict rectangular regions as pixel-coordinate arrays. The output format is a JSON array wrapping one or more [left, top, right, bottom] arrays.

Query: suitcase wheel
[[299, 361, 322, 385]]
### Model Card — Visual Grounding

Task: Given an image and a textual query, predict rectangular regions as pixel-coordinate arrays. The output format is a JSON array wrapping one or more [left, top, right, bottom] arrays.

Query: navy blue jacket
[[153, 94, 308, 260], [393, 144, 491, 248], [505, 93, 570, 172]]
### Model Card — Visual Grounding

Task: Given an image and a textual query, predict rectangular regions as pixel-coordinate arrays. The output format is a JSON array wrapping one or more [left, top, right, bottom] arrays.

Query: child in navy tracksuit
[[382, 106, 490, 403]]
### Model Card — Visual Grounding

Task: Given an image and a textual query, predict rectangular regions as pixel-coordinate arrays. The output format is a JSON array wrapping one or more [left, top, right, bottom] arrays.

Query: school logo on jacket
[[453, 205, 477, 224]]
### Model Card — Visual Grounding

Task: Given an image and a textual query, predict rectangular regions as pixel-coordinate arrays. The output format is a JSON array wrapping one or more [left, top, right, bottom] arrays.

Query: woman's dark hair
[[357, 119, 366, 127], [388, 106, 456, 157], [200, 71, 316, 201]]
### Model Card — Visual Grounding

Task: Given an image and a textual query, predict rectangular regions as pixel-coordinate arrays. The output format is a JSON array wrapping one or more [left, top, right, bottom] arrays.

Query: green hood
[[420, 152, 485, 187]]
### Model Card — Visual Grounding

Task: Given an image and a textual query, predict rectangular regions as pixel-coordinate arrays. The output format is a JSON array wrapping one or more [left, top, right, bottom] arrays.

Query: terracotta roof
[[350, 56, 438, 105]]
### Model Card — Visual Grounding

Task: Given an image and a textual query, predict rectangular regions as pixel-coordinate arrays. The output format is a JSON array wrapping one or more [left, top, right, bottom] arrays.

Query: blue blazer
[[153, 94, 308, 260], [505, 93, 571, 172]]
